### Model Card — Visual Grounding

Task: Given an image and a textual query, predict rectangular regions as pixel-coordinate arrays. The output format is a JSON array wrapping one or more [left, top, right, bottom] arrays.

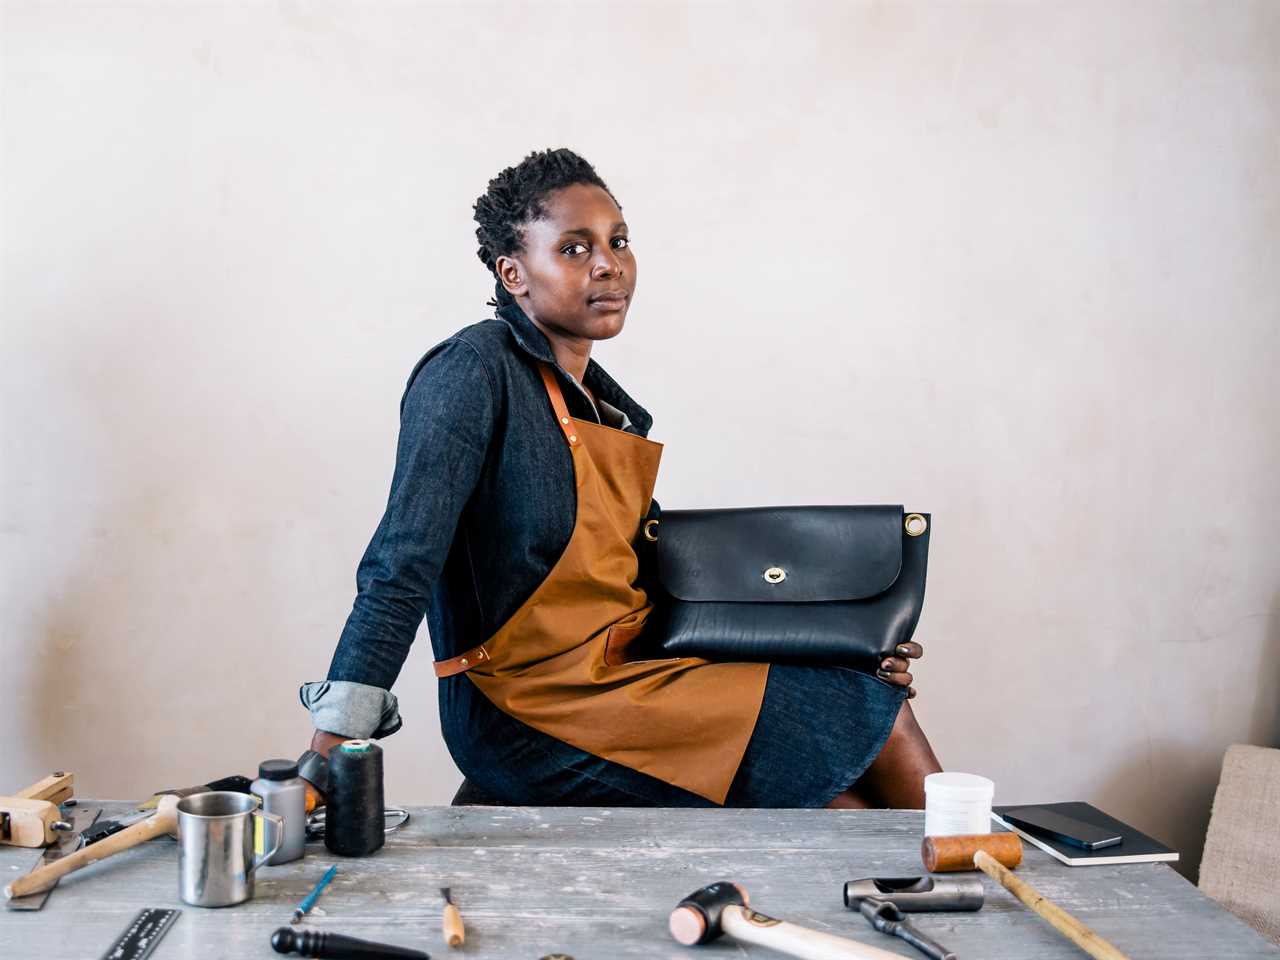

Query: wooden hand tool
[[974, 850, 1132, 960], [441, 887, 464, 947], [3, 795, 179, 900], [920, 833, 1133, 960], [0, 772, 75, 848], [921, 832, 1023, 872]]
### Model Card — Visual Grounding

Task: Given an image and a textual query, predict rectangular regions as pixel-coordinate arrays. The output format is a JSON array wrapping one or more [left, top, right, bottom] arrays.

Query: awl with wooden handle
[[441, 887, 464, 948], [4, 795, 179, 899]]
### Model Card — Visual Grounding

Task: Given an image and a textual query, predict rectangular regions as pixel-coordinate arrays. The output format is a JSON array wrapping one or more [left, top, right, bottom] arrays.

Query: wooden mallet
[[922, 833, 1133, 960], [4, 795, 180, 900]]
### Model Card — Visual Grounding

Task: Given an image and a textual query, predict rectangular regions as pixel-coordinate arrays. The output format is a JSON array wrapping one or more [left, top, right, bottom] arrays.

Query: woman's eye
[[562, 238, 629, 256]]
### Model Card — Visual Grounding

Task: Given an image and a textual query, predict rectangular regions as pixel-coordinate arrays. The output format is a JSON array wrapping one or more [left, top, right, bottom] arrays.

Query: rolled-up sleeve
[[301, 337, 496, 737], [298, 680, 403, 739]]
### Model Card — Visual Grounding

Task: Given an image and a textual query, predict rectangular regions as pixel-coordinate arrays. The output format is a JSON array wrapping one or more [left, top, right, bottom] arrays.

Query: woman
[[300, 148, 942, 808]]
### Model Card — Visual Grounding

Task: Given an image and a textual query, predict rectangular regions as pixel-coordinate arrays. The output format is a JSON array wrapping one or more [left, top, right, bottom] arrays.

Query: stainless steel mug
[[177, 791, 284, 907]]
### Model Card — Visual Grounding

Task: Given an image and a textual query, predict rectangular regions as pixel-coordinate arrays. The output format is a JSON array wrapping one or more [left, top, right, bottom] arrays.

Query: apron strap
[[538, 363, 580, 448], [433, 641, 491, 678]]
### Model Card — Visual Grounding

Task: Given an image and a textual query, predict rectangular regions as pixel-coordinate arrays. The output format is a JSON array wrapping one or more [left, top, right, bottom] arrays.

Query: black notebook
[[991, 801, 1178, 867]]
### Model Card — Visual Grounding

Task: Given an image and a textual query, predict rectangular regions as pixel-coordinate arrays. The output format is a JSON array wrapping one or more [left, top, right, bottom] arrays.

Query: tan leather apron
[[433, 362, 769, 804]]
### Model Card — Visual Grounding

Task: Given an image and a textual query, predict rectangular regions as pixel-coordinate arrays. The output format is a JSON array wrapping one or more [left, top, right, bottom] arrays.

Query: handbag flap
[[654, 505, 905, 603]]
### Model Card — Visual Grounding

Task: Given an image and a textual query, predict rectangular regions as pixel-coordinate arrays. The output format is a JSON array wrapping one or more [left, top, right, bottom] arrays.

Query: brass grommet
[[460, 658, 469, 666], [904, 513, 928, 537], [569, 435, 578, 444], [643, 519, 659, 542], [763, 566, 787, 584], [561, 417, 570, 425]]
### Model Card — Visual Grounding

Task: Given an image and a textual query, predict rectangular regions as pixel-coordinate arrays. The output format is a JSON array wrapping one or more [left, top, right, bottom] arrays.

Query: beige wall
[[3, 1, 1277, 879]]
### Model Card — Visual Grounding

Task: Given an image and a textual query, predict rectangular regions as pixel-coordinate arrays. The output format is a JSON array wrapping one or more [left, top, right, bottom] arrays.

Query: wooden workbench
[[2, 801, 1276, 958]]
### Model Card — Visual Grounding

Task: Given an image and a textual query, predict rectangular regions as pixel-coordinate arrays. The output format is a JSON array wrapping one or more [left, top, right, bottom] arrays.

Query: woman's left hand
[[877, 641, 924, 699]]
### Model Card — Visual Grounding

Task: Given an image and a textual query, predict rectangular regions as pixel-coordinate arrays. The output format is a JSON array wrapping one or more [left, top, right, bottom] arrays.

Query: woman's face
[[496, 183, 636, 342]]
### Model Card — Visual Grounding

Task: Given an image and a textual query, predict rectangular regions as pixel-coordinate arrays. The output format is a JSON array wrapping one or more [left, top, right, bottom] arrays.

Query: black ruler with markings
[[101, 908, 181, 960]]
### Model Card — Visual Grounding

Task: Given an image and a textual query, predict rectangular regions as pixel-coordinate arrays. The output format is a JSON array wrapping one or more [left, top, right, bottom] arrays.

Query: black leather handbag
[[639, 505, 930, 673]]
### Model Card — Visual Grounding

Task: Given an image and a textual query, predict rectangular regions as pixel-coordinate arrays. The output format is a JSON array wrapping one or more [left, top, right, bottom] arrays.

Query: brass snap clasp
[[904, 513, 928, 537], [643, 519, 659, 542], [763, 566, 787, 584]]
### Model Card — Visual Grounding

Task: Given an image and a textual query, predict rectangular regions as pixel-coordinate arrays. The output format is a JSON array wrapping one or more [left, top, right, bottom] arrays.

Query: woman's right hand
[[309, 729, 348, 758], [302, 730, 349, 810], [877, 640, 924, 700]]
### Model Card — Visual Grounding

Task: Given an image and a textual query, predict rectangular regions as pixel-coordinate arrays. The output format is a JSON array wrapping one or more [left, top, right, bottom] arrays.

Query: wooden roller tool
[[4, 795, 180, 900], [922, 833, 1132, 960], [0, 772, 75, 848]]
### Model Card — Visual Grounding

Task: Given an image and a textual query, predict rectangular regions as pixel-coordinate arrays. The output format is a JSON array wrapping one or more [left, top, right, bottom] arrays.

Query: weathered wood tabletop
[[2, 801, 1276, 959]]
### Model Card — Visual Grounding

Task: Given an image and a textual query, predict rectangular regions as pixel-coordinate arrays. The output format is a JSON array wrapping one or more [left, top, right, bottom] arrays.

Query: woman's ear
[[494, 255, 526, 300]]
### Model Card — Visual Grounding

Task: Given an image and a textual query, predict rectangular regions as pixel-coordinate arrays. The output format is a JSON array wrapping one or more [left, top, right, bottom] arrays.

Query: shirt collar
[[495, 294, 557, 364], [495, 294, 654, 435]]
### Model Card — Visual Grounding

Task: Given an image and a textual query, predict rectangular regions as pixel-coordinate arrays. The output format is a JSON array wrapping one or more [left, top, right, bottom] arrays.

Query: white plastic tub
[[924, 772, 994, 837]]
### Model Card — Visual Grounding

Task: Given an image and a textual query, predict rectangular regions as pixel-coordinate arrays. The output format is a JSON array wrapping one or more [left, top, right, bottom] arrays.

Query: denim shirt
[[299, 297, 659, 742]]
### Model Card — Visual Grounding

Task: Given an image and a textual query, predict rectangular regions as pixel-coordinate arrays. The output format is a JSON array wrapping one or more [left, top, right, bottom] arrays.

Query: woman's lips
[[589, 294, 627, 309]]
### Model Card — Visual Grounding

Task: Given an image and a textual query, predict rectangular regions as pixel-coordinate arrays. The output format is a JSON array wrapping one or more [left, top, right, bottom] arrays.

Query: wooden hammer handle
[[4, 796, 179, 899], [974, 850, 1132, 960], [722, 904, 904, 959]]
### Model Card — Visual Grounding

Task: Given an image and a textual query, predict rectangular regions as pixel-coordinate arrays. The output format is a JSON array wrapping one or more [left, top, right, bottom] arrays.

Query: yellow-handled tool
[[441, 887, 465, 948]]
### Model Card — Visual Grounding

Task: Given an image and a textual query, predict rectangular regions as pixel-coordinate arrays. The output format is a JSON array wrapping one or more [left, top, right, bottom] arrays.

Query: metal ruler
[[101, 907, 181, 960], [5, 804, 102, 911]]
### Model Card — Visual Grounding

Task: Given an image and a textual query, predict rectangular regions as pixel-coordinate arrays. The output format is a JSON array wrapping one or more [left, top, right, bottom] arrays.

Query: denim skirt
[[442, 664, 907, 807]]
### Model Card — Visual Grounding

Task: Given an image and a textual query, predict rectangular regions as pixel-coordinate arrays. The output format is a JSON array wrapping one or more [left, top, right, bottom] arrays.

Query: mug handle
[[249, 810, 285, 873]]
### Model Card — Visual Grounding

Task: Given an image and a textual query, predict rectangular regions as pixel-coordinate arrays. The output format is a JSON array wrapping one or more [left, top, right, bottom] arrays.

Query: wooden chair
[[1199, 744, 1280, 944]]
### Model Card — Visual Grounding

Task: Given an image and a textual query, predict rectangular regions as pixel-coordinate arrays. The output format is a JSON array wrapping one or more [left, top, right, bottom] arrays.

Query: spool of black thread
[[325, 739, 385, 856]]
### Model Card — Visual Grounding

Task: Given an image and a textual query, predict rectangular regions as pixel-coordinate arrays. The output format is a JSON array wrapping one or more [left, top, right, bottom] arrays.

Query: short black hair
[[473, 147, 620, 306]]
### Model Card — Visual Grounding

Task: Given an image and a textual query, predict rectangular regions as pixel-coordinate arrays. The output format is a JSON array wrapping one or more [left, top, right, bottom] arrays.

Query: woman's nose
[[591, 249, 622, 278]]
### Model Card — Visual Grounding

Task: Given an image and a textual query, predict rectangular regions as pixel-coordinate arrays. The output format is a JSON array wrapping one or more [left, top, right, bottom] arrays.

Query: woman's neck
[[527, 314, 592, 387]]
